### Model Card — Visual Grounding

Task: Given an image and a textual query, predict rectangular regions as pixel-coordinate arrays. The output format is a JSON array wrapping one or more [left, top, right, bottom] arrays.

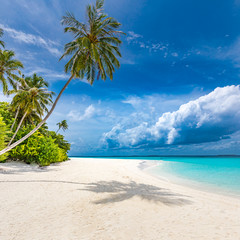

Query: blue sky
[[1, 0, 240, 155]]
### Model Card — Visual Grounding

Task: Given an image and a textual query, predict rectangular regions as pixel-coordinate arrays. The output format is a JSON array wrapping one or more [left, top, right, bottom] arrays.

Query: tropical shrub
[[36, 135, 66, 166], [10, 126, 69, 166], [0, 102, 14, 128], [0, 101, 70, 165], [49, 131, 71, 152], [0, 102, 12, 162], [0, 116, 7, 162]]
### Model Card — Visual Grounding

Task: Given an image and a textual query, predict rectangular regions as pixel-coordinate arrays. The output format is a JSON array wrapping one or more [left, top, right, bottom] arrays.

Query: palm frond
[[60, 0, 124, 84]]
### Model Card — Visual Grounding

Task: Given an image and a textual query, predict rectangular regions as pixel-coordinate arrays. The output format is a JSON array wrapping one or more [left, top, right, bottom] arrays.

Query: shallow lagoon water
[[75, 156, 240, 196], [144, 157, 240, 196]]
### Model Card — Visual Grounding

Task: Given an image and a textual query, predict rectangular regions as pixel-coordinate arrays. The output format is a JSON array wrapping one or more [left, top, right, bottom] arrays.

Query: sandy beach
[[0, 157, 240, 240]]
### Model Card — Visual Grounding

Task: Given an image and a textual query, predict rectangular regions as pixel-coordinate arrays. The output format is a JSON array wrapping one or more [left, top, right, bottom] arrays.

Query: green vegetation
[[0, 0, 123, 158], [10, 125, 69, 166], [60, 0, 124, 84], [0, 116, 7, 161], [0, 102, 70, 166], [0, 28, 4, 48], [0, 50, 23, 94], [0, 102, 14, 128], [8, 73, 54, 146]]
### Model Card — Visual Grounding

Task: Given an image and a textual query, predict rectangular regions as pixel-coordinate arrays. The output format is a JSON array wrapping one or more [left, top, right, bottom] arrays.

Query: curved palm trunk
[[0, 74, 74, 155], [56, 127, 60, 133], [8, 111, 27, 146], [10, 106, 20, 131]]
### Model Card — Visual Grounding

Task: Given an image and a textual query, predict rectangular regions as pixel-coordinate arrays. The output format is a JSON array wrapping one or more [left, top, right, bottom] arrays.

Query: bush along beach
[[0, 115, 8, 162], [0, 98, 70, 166], [0, 101, 70, 166]]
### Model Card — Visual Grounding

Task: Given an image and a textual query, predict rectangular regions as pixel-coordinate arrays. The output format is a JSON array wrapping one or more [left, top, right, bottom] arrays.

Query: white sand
[[0, 157, 240, 240]]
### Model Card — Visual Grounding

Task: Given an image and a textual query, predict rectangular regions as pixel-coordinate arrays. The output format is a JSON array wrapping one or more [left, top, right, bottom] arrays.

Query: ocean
[[74, 156, 240, 196], [143, 156, 240, 196]]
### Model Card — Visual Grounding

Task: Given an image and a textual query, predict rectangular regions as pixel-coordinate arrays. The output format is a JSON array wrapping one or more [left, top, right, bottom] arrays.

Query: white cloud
[[180, 37, 240, 69], [0, 92, 12, 103], [103, 85, 240, 149], [220, 37, 240, 67], [67, 104, 95, 121], [126, 30, 181, 57], [24, 67, 91, 83], [122, 93, 196, 115], [122, 96, 142, 108], [0, 24, 61, 57], [171, 52, 179, 57], [127, 31, 143, 43], [24, 67, 67, 80], [126, 30, 240, 68]]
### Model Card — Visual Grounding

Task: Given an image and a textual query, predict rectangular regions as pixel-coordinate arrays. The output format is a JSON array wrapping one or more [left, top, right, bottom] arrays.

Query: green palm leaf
[[0, 50, 23, 94], [0, 28, 4, 48], [8, 73, 55, 145], [60, 0, 125, 84]]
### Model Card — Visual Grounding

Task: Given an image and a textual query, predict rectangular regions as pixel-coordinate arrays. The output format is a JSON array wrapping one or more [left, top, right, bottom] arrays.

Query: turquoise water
[[145, 157, 240, 196], [73, 156, 240, 196]]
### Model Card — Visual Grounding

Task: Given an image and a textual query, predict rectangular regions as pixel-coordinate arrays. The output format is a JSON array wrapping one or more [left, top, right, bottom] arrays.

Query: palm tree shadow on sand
[[80, 180, 193, 206]]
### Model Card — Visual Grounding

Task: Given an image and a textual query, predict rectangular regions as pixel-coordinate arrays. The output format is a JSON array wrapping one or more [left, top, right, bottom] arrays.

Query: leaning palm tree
[[0, 28, 4, 48], [0, 0, 124, 155], [56, 120, 68, 133], [0, 50, 23, 94], [8, 74, 54, 146]]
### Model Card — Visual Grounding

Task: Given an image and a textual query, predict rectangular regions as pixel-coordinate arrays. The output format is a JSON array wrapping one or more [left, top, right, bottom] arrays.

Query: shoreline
[[114, 158, 240, 201], [0, 157, 240, 240], [138, 159, 240, 199]]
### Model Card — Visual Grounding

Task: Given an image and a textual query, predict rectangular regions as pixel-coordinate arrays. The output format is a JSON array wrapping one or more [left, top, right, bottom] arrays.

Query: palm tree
[[0, 0, 124, 155], [9, 74, 50, 131], [22, 110, 42, 126], [8, 74, 54, 146], [57, 120, 68, 133], [0, 28, 4, 48], [0, 50, 23, 94], [25, 73, 50, 90]]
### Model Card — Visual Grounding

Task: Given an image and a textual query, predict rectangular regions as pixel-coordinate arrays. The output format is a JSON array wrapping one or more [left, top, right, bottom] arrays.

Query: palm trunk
[[10, 106, 20, 131], [8, 111, 27, 146], [56, 128, 60, 133], [0, 74, 74, 155]]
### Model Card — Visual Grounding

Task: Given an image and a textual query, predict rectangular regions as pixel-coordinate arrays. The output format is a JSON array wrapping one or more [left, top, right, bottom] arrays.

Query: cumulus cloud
[[0, 24, 61, 56], [102, 85, 240, 149], [68, 105, 95, 121]]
